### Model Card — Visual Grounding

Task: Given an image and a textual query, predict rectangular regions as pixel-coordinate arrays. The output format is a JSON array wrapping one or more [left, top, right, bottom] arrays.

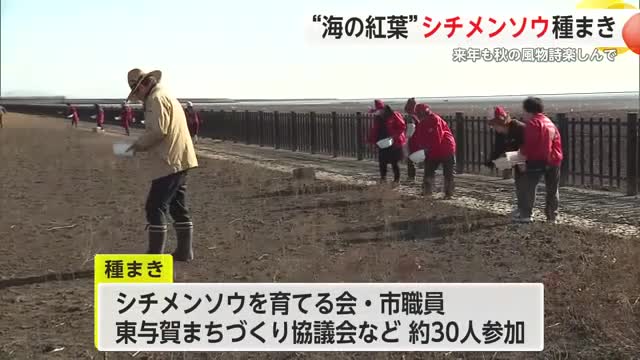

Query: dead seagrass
[[292, 167, 315, 180]]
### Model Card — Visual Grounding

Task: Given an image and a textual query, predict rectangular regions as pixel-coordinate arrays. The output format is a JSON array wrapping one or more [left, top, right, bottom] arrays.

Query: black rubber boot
[[146, 224, 167, 254], [422, 177, 434, 197], [172, 222, 194, 262]]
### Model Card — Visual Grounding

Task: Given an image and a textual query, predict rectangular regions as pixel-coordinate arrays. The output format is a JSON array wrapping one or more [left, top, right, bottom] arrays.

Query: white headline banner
[[304, 10, 638, 48], [97, 283, 544, 352]]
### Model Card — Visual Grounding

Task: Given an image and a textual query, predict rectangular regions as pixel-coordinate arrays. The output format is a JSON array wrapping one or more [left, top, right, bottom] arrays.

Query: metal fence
[[5, 104, 639, 196], [197, 109, 639, 196]]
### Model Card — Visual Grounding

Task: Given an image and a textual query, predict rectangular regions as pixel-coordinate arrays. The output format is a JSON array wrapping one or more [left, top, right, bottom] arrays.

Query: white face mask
[[375, 109, 383, 116]]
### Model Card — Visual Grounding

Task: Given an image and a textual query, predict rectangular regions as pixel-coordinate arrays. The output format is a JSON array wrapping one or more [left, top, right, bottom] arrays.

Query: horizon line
[[1, 90, 639, 102]]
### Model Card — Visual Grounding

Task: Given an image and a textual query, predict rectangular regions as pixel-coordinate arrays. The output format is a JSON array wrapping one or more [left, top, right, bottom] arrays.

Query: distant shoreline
[[2, 91, 637, 117], [1, 91, 638, 104]]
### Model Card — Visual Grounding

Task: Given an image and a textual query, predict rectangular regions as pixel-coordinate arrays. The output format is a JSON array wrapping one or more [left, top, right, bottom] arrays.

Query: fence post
[[331, 112, 339, 158], [455, 112, 466, 174], [244, 110, 250, 144], [274, 111, 280, 149], [557, 113, 570, 187], [216, 110, 222, 139], [356, 112, 363, 160], [258, 111, 264, 147], [224, 110, 230, 140], [291, 111, 298, 152], [627, 112, 638, 196], [310, 112, 317, 154], [232, 110, 238, 143]]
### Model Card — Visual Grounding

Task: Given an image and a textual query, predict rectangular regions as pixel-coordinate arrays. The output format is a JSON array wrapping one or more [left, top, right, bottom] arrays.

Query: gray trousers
[[514, 169, 525, 210], [517, 165, 560, 220], [424, 156, 455, 197]]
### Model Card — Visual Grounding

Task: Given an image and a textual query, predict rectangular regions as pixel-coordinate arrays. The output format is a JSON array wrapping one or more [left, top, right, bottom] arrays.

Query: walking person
[[125, 68, 199, 261], [367, 99, 407, 184], [411, 103, 456, 199], [484, 106, 526, 219], [404, 97, 419, 181], [185, 101, 200, 143], [94, 104, 105, 130], [516, 97, 563, 224], [66, 103, 79, 128], [120, 102, 133, 136]]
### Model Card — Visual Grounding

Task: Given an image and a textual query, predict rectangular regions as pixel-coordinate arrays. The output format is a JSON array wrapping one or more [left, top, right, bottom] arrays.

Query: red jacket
[[186, 109, 200, 137], [368, 111, 407, 149], [67, 106, 79, 121], [121, 107, 133, 127], [521, 113, 563, 167], [409, 112, 456, 160], [96, 109, 104, 126]]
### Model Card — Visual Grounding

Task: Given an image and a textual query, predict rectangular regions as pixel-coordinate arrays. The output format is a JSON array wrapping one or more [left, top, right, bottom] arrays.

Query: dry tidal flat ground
[[0, 114, 639, 359]]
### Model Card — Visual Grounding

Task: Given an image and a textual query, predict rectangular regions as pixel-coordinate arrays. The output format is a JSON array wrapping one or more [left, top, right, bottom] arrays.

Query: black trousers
[[145, 171, 191, 226], [378, 147, 402, 182], [518, 165, 560, 220], [407, 159, 416, 179]]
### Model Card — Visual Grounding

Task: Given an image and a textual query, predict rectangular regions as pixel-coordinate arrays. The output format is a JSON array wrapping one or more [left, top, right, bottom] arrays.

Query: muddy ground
[[0, 114, 639, 359]]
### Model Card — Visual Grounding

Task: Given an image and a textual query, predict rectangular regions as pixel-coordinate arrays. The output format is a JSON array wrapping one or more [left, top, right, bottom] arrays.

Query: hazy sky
[[1, 0, 639, 98]]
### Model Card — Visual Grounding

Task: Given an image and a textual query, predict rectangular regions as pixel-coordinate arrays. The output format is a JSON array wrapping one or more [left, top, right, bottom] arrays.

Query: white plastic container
[[376, 137, 393, 149], [505, 151, 526, 163], [113, 143, 134, 157], [409, 149, 426, 163], [406, 123, 416, 138], [493, 157, 514, 170]]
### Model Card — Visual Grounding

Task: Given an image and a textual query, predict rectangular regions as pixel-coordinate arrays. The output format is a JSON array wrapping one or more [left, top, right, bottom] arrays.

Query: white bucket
[[406, 123, 416, 138], [376, 137, 393, 149], [409, 149, 426, 163], [113, 143, 134, 157], [505, 151, 526, 163], [493, 157, 514, 170]]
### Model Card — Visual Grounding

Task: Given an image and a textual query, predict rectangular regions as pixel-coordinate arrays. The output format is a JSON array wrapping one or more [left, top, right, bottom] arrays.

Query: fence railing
[[5, 104, 639, 196]]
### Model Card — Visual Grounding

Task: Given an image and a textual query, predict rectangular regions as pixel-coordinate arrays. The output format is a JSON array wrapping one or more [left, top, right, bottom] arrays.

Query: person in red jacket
[[517, 97, 563, 223], [94, 104, 105, 130], [120, 102, 133, 136], [185, 101, 200, 143], [410, 103, 457, 199], [65, 103, 79, 128], [367, 99, 407, 184]]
